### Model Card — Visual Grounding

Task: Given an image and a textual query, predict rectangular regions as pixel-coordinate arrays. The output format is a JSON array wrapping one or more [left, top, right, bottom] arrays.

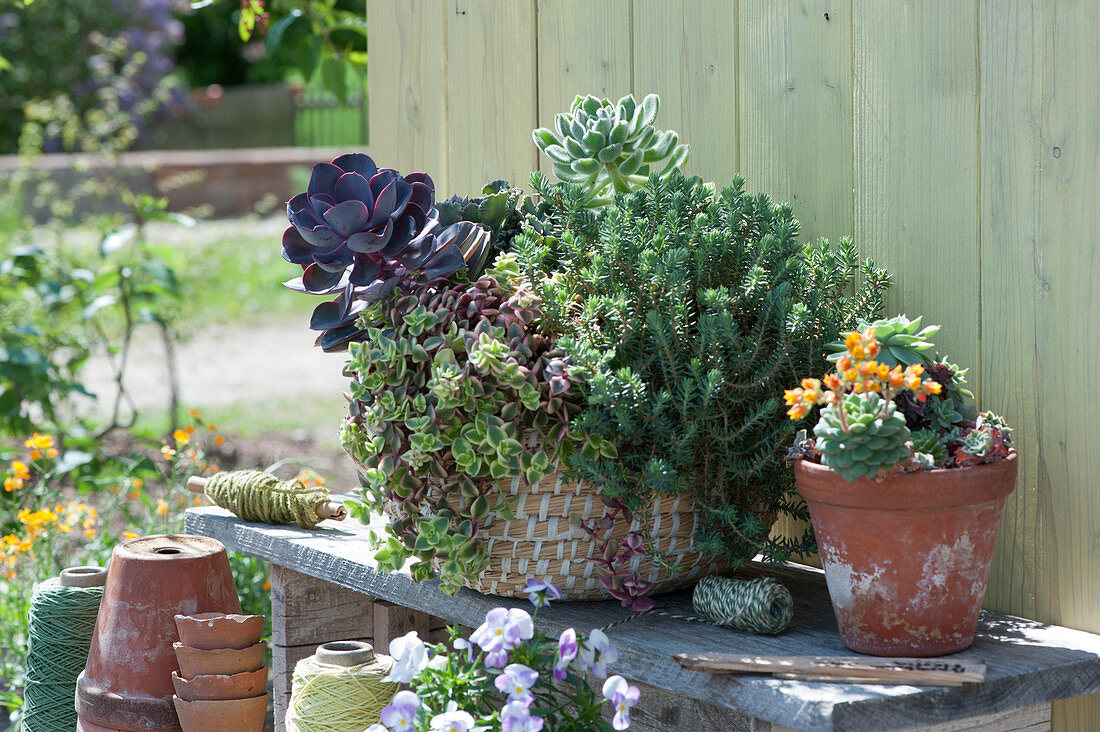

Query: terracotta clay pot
[[795, 454, 1018, 657], [174, 612, 264, 651], [171, 668, 268, 701], [76, 535, 242, 732], [174, 642, 266, 679], [172, 694, 267, 732]]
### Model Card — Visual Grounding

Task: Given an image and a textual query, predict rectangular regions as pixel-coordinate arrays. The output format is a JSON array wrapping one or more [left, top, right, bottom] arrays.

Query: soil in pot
[[795, 454, 1018, 657]]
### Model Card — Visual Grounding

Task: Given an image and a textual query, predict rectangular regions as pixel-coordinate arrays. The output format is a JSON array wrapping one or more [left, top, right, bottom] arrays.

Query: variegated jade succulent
[[342, 256, 611, 594], [532, 93, 688, 207]]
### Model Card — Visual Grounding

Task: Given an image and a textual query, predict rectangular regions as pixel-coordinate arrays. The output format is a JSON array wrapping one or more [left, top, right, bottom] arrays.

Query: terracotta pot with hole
[[174, 612, 264, 650], [172, 693, 267, 732], [174, 641, 266, 679], [76, 535, 242, 732], [171, 668, 268, 701], [795, 454, 1018, 657]]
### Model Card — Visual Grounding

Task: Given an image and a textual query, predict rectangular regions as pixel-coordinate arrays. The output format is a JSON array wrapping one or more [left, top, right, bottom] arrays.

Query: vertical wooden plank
[[367, 0, 449, 180], [373, 599, 432, 650], [738, 0, 853, 245], [447, 0, 538, 196], [852, 0, 981, 380], [535, 0, 633, 174], [632, 0, 740, 187], [979, 2, 1100, 729]]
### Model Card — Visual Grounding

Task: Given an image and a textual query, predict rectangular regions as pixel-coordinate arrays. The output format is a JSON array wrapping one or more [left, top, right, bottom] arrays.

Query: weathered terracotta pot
[[76, 535, 242, 732], [174, 641, 266, 679], [172, 694, 267, 732], [174, 612, 264, 650], [171, 668, 268, 701], [795, 454, 1017, 657]]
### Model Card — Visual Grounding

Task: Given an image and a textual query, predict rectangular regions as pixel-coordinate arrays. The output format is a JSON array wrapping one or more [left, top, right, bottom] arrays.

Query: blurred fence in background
[[139, 82, 368, 151]]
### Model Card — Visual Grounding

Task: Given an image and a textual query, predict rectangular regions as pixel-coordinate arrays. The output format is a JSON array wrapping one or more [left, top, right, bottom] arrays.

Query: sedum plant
[[341, 255, 613, 594], [533, 93, 688, 208], [787, 326, 1013, 477], [512, 171, 890, 602]]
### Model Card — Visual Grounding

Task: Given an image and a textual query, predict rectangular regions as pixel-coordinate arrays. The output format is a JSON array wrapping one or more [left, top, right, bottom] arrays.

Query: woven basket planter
[[371, 465, 728, 600]]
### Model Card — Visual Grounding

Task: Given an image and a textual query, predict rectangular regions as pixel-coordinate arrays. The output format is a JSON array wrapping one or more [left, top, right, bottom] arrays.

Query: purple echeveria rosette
[[282, 152, 486, 350]]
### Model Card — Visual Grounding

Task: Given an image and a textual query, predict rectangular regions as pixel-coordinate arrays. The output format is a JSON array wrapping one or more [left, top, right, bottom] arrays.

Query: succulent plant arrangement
[[786, 319, 1013, 480], [278, 94, 901, 606], [533, 94, 689, 208]]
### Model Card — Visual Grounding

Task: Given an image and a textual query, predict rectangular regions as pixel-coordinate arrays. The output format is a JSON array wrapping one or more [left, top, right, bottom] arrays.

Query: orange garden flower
[[173, 429, 190, 444], [25, 433, 53, 451], [12, 461, 30, 480], [4, 477, 22, 493], [214, 435, 225, 447], [185, 425, 196, 435], [156, 499, 169, 516], [161, 445, 177, 460], [189, 409, 203, 419], [123, 531, 139, 540]]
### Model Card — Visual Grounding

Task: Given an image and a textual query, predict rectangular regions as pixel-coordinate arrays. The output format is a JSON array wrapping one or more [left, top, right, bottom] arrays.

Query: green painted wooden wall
[[369, 1, 1100, 726]]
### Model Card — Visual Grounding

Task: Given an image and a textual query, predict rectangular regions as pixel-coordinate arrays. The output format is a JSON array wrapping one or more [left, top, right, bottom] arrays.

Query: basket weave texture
[[379, 467, 728, 600]]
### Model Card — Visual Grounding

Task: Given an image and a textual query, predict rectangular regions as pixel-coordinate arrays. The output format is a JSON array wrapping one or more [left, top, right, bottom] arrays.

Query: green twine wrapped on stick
[[692, 575, 794, 635], [188, 470, 346, 529], [23, 566, 106, 732]]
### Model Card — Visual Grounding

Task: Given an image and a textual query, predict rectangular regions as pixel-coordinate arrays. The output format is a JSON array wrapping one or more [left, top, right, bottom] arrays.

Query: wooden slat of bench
[[186, 506, 1100, 731]]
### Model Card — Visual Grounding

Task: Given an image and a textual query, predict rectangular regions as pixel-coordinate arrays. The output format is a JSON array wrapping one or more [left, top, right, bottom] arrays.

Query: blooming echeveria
[[501, 699, 545, 732], [379, 689, 421, 732], [553, 628, 578, 680], [602, 675, 640, 730], [578, 628, 618, 678], [385, 631, 428, 683], [470, 607, 534, 667], [494, 663, 539, 704]]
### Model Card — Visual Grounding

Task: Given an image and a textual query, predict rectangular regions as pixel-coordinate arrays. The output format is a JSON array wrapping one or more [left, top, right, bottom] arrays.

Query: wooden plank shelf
[[185, 505, 1100, 731]]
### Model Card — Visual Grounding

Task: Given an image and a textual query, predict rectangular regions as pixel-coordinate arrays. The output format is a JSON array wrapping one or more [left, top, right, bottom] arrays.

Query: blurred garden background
[[0, 1, 367, 725]]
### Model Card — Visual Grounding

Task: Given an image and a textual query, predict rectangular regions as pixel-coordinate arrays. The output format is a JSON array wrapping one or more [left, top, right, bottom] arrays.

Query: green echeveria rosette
[[532, 93, 689, 208], [813, 393, 912, 482]]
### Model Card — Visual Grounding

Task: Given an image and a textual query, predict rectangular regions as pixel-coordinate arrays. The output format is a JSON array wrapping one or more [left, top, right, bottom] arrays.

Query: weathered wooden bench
[[185, 505, 1100, 731]]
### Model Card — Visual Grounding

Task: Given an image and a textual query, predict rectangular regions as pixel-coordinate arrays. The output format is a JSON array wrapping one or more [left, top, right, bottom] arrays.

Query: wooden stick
[[187, 476, 347, 521], [673, 653, 986, 686]]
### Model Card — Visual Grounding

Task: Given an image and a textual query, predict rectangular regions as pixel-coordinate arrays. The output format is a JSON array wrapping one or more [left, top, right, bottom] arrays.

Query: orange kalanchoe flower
[[824, 373, 842, 390]]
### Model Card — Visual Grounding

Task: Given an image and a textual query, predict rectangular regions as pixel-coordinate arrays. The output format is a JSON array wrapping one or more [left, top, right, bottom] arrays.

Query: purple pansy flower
[[578, 628, 618, 679], [429, 709, 475, 732], [524, 578, 563, 608], [379, 689, 420, 732], [501, 699, 545, 732], [470, 607, 534, 667], [553, 628, 578, 680], [494, 663, 539, 704], [385, 631, 428, 683], [602, 675, 640, 730]]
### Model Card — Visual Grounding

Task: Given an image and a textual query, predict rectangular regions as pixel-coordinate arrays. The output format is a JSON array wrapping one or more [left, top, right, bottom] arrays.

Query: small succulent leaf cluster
[[826, 314, 939, 368], [342, 257, 593, 594], [532, 93, 688, 208], [956, 412, 1013, 467], [282, 153, 492, 350]]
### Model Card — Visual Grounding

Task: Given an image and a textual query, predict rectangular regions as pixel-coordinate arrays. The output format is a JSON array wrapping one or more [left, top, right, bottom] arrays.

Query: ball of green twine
[[692, 575, 794, 635], [23, 575, 104, 732], [204, 470, 331, 529], [285, 651, 399, 732]]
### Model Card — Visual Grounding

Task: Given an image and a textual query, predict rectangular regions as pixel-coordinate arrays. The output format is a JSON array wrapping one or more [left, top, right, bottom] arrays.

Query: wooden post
[[372, 599, 431, 651], [269, 566, 376, 732]]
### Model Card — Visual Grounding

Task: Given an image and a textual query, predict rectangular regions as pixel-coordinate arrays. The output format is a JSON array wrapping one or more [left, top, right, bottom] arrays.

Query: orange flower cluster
[[5, 434, 62, 491], [785, 328, 942, 420], [2, 502, 98, 579]]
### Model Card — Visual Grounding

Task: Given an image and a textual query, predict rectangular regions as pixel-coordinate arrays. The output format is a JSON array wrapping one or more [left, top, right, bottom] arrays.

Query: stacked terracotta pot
[[172, 613, 269, 732]]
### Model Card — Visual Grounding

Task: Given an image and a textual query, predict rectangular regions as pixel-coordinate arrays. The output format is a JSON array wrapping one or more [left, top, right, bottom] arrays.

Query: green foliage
[[910, 427, 948, 464], [533, 93, 689, 208], [435, 180, 550, 273], [513, 171, 889, 569], [343, 257, 611, 594], [814, 393, 913, 482]]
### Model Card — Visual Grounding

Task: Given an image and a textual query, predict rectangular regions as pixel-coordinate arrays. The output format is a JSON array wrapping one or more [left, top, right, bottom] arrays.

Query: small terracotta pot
[[77, 535, 242, 731], [174, 642, 266, 679], [172, 693, 267, 732], [174, 612, 264, 650], [795, 454, 1018, 657], [171, 668, 268, 701]]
